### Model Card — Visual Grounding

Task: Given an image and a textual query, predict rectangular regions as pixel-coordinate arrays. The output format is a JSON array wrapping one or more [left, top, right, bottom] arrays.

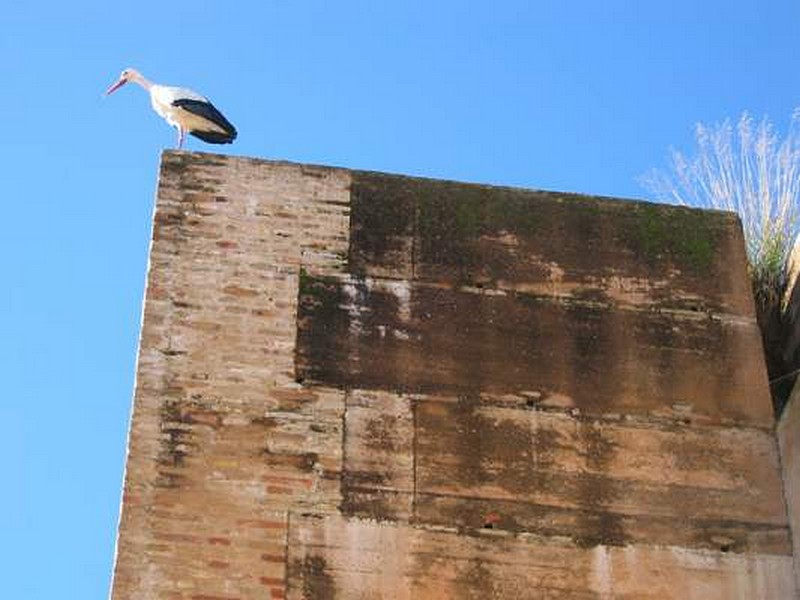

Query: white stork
[[105, 68, 237, 148]]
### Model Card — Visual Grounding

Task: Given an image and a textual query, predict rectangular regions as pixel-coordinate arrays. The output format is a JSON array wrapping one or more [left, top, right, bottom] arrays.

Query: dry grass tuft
[[642, 112, 800, 310]]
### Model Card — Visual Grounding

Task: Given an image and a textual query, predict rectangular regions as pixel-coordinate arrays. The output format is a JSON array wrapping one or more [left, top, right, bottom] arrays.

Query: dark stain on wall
[[290, 555, 335, 600], [348, 171, 736, 312], [295, 274, 754, 424], [574, 421, 623, 547]]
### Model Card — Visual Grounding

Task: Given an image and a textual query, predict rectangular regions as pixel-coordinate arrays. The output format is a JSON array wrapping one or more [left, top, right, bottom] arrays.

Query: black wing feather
[[172, 98, 237, 144]]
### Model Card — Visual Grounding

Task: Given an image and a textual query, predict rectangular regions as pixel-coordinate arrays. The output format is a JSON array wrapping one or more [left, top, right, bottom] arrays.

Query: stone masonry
[[110, 151, 797, 599]]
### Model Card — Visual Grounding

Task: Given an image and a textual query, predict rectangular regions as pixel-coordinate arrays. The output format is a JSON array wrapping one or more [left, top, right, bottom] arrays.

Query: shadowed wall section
[[110, 151, 796, 599]]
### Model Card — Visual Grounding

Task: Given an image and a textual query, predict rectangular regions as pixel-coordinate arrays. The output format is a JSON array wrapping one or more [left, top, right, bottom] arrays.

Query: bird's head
[[105, 68, 143, 95]]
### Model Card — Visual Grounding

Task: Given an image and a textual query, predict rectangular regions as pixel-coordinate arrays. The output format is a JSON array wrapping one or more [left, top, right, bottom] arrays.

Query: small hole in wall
[[482, 512, 501, 530], [719, 543, 732, 553]]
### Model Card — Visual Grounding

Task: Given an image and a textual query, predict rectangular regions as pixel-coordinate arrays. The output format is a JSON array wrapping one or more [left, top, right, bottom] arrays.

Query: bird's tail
[[190, 129, 237, 144]]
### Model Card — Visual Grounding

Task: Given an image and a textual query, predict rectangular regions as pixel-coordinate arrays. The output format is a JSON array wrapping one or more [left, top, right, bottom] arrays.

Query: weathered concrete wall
[[110, 151, 796, 599], [779, 383, 800, 593]]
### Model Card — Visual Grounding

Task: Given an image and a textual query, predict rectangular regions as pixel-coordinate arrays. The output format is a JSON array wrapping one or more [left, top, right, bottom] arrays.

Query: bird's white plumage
[[151, 85, 207, 106], [149, 85, 227, 134]]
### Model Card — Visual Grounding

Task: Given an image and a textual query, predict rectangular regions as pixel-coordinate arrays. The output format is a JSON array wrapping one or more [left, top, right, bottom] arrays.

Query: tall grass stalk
[[642, 112, 800, 309]]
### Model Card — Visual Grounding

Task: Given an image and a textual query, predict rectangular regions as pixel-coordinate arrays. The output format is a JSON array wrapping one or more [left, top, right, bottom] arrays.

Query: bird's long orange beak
[[105, 77, 127, 96]]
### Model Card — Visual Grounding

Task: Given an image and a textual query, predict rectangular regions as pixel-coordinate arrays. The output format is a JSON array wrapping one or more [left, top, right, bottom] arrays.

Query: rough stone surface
[[110, 151, 795, 599], [287, 513, 796, 600], [779, 384, 800, 593]]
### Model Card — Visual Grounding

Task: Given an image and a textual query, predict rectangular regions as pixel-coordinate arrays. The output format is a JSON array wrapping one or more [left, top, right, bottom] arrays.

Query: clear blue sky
[[2, 1, 798, 597]]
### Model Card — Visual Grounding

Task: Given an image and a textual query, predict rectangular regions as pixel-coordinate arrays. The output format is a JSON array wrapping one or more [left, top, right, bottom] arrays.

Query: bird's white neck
[[130, 71, 154, 91]]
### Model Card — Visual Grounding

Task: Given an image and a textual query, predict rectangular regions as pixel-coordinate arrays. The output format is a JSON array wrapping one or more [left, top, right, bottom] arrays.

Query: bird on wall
[[105, 68, 237, 148]]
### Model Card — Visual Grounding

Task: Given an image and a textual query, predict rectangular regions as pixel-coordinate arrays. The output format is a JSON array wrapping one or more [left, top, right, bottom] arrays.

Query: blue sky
[[2, 1, 799, 597]]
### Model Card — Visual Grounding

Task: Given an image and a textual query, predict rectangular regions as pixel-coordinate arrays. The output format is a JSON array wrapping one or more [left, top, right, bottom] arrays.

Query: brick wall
[[110, 151, 797, 599]]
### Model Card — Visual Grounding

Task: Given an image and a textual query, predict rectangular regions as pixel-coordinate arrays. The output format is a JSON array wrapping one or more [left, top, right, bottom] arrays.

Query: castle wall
[[110, 151, 796, 599]]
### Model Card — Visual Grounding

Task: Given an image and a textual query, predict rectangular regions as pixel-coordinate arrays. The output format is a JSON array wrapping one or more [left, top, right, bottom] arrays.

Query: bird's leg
[[177, 127, 185, 149]]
